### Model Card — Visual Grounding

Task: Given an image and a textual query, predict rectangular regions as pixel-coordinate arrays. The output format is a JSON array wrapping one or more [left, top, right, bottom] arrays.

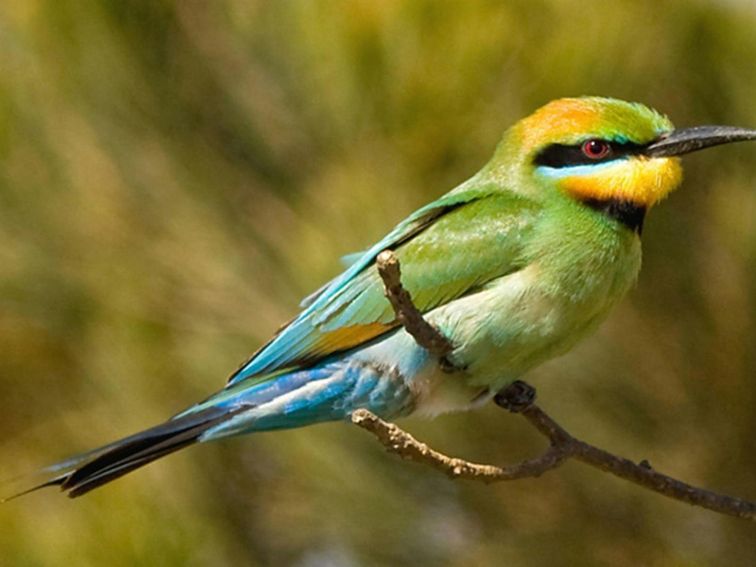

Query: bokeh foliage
[[1, 1, 755, 565]]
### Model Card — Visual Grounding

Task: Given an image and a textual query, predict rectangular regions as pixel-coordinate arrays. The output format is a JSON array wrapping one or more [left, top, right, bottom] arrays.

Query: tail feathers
[[8, 404, 250, 500]]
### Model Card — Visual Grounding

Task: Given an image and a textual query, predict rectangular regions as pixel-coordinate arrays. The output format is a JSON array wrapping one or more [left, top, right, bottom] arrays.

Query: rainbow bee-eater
[[16, 97, 756, 498]]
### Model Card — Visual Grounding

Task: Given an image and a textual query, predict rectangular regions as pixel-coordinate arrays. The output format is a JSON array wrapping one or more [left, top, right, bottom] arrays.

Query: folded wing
[[227, 186, 537, 385]]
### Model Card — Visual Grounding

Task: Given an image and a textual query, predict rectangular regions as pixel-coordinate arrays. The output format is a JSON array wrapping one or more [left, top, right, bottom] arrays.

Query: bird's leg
[[494, 380, 537, 413]]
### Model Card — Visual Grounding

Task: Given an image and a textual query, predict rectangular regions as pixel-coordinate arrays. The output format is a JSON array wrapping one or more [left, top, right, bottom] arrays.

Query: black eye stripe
[[534, 141, 648, 168]]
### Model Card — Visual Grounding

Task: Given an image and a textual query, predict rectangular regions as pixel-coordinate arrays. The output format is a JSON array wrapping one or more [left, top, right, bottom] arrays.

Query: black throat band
[[582, 198, 647, 234]]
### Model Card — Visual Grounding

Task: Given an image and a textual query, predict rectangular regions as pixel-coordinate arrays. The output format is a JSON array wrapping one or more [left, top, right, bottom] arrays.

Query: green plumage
[[26, 95, 756, 498], [227, 97, 670, 401]]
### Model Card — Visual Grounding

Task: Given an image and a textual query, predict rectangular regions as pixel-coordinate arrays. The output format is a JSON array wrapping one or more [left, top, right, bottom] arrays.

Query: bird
[[13, 96, 756, 498]]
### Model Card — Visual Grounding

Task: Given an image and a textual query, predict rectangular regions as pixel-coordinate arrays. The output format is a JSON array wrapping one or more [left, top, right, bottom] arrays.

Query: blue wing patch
[[226, 185, 489, 386]]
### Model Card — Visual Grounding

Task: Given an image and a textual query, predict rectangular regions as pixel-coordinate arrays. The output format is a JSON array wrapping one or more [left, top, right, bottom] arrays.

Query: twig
[[375, 251, 454, 361], [351, 406, 570, 482], [354, 250, 756, 521]]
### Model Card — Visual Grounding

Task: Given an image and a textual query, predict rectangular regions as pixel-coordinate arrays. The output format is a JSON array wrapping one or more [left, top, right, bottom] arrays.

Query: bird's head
[[489, 97, 756, 214]]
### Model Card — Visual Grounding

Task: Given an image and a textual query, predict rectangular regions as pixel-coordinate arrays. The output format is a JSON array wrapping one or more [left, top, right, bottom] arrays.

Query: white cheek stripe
[[535, 159, 627, 179]]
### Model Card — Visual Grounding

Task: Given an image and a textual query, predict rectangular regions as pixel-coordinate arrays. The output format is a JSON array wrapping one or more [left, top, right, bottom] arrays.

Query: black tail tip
[[4, 404, 248, 500]]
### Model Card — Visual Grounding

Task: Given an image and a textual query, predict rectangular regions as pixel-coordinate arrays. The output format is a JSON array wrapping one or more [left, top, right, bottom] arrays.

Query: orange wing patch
[[307, 321, 396, 359]]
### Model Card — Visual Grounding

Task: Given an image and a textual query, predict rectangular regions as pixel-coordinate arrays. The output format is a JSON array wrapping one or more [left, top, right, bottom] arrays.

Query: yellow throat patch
[[556, 156, 683, 207]]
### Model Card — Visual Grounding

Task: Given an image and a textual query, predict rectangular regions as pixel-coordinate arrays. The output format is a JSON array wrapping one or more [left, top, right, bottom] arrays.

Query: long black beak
[[646, 126, 756, 158]]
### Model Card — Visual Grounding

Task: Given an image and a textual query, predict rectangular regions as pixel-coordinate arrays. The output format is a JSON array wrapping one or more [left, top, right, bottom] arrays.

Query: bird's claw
[[494, 380, 537, 413]]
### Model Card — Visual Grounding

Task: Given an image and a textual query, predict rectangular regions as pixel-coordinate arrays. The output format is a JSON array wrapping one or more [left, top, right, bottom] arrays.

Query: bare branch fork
[[350, 250, 756, 521]]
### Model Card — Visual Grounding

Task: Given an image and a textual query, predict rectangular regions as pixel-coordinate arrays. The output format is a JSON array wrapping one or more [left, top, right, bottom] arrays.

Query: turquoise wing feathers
[[227, 185, 537, 385]]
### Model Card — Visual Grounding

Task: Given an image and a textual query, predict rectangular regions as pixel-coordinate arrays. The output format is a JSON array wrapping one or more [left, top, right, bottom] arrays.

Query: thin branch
[[356, 250, 756, 521], [375, 250, 454, 361], [351, 407, 570, 482]]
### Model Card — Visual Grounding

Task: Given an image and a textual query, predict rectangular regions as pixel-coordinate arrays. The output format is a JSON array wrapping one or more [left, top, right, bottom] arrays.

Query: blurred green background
[[1, 1, 755, 565]]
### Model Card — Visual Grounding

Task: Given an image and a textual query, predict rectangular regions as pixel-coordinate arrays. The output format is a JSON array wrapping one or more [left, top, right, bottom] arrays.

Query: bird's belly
[[427, 254, 639, 395], [354, 240, 640, 418]]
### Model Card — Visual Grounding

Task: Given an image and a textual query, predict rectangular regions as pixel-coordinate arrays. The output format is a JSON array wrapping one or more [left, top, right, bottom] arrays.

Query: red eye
[[581, 139, 611, 160]]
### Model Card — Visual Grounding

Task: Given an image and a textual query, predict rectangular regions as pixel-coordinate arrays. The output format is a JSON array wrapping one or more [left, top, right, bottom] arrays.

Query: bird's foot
[[494, 380, 537, 413]]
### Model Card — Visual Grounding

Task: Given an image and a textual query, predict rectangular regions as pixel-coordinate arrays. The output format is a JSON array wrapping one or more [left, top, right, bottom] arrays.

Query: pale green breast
[[429, 197, 642, 391]]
